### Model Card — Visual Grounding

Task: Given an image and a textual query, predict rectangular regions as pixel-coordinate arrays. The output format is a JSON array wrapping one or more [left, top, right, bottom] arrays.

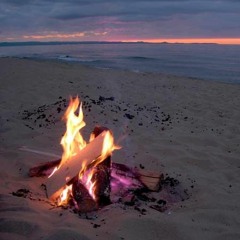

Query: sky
[[0, 0, 240, 44]]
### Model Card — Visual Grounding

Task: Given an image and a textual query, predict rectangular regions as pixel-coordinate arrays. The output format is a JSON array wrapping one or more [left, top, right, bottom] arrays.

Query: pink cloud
[[23, 31, 108, 40]]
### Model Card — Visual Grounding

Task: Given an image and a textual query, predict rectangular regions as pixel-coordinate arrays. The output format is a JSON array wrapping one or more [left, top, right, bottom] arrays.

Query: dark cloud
[[50, 1, 240, 21], [0, 0, 239, 41]]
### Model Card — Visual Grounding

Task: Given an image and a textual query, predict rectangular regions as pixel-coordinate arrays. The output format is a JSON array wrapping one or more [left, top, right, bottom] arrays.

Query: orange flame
[[60, 96, 86, 167], [51, 96, 119, 206], [58, 184, 72, 206], [52, 96, 87, 204]]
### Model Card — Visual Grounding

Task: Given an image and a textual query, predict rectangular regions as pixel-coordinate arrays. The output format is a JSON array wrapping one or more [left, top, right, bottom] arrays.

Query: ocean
[[1, 43, 240, 84]]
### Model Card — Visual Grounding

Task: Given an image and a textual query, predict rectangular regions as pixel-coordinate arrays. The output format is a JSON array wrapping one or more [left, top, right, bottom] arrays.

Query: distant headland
[[0, 41, 218, 47]]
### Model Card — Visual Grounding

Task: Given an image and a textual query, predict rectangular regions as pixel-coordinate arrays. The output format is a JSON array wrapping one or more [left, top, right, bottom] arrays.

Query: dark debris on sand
[[12, 188, 30, 198], [19, 94, 175, 132], [17, 94, 192, 217], [20, 97, 67, 129], [116, 175, 190, 216]]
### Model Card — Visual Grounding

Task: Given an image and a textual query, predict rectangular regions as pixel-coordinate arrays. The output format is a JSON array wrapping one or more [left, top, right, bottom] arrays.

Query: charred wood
[[71, 177, 97, 213]]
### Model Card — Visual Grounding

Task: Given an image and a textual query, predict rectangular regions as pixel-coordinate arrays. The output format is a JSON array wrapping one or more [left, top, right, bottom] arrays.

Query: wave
[[57, 55, 89, 62], [57, 55, 112, 64], [126, 56, 158, 61]]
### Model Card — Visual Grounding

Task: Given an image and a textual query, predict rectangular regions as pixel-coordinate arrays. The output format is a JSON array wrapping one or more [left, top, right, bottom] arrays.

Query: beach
[[0, 57, 240, 239]]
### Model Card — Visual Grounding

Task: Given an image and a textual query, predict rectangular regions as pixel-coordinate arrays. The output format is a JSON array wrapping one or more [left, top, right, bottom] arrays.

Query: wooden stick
[[46, 130, 108, 200]]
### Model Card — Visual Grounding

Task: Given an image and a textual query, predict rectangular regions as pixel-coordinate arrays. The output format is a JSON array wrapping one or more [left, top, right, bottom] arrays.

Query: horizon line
[[1, 38, 240, 45]]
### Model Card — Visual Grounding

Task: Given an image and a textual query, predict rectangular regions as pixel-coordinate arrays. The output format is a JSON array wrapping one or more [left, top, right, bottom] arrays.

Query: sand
[[0, 57, 240, 240]]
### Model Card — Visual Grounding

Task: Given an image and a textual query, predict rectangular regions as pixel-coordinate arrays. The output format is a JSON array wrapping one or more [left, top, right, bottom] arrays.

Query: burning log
[[29, 157, 112, 211], [71, 177, 97, 213], [29, 158, 163, 193], [90, 126, 112, 206], [46, 130, 110, 200], [28, 155, 163, 213], [29, 158, 163, 195], [90, 156, 111, 206], [29, 158, 163, 196]]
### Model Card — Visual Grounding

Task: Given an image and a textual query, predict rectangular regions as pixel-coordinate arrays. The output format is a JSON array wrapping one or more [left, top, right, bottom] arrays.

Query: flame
[[51, 96, 119, 206], [101, 130, 119, 161], [60, 96, 86, 167], [83, 168, 97, 200], [58, 184, 72, 206], [48, 166, 58, 178]]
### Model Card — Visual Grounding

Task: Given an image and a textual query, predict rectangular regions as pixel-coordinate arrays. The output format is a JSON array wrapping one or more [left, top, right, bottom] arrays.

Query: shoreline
[[0, 57, 240, 240], [2, 56, 240, 85]]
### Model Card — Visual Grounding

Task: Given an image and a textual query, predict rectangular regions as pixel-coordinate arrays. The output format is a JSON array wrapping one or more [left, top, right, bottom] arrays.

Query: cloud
[[23, 32, 85, 40], [0, 0, 239, 41], [23, 31, 108, 40], [49, 0, 240, 21]]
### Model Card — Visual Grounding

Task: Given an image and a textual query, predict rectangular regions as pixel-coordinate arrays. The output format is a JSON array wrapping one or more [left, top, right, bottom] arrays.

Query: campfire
[[27, 96, 186, 214], [45, 96, 119, 210]]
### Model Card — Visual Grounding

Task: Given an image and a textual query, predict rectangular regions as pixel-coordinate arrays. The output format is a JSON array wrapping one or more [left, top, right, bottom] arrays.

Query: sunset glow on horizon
[[122, 38, 240, 45], [4, 33, 240, 45]]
